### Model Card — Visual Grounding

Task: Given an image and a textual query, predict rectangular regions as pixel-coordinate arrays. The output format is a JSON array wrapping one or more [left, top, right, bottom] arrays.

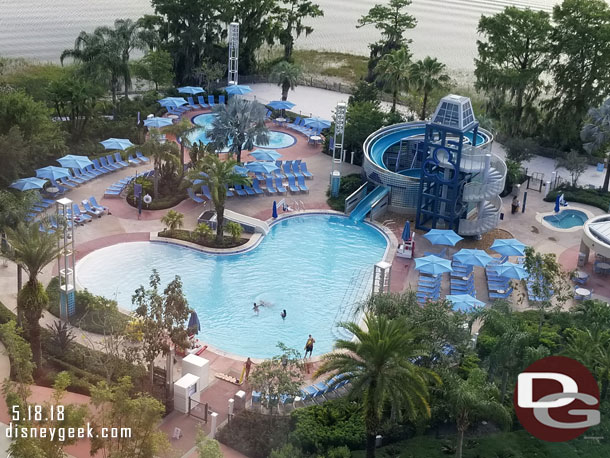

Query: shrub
[[545, 185, 610, 212], [226, 221, 243, 242], [0, 300, 16, 324], [194, 223, 213, 242], [327, 173, 365, 211]]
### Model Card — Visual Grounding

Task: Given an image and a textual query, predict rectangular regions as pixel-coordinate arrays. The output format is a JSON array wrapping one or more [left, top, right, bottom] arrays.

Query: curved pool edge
[[536, 206, 595, 233]]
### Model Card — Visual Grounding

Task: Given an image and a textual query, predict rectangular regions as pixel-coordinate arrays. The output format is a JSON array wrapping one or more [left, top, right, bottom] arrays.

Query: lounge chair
[[218, 95, 225, 104], [300, 162, 313, 179], [197, 96, 208, 107], [252, 180, 264, 195], [297, 175, 309, 193], [286, 176, 300, 193], [187, 188, 205, 203], [114, 152, 129, 167], [254, 172, 266, 182], [287, 117, 301, 130], [265, 110, 271, 119], [201, 185, 212, 200], [104, 188, 122, 197], [99, 156, 117, 170], [72, 204, 92, 223], [89, 197, 109, 214], [67, 171, 86, 184], [225, 184, 234, 197], [187, 96, 201, 109], [274, 177, 287, 194], [233, 184, 247, 196], [84, 164, 104, 177], [105, 155, 123, 169], [265, 177, 277, 195], [282, 162, 294, 179], [208, 95, 215, 106], [242, 184, 256, 196], [136, 151, 149, 162], [126, 154, 141, 166], [81, 200, 103, 217], [58, 178, 76, 188]]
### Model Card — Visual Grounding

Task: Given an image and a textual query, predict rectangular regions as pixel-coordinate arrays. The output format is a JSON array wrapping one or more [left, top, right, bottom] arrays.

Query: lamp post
[[330, 102, 347, 198], [228, 23, 239, 86], [56, 198, 75, 320]]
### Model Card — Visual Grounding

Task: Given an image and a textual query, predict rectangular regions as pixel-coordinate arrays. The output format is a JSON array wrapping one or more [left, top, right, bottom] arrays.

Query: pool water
[[543, 209, 588, 229], [76, 215, 388, 358], [188, 113, 296, 149], [398, 168, 422, 178]]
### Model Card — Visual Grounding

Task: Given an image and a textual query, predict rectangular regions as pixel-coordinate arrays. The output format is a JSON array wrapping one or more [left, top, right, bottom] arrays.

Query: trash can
[[577, 252, 587, 267]]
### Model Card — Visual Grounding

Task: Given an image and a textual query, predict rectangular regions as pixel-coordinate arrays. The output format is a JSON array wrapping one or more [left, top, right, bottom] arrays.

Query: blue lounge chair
[[252, 180, 264, 195], [291, 163, 303, 179], [225, 184, 234, 197], [114, 152, 129, 167], [265, 110, 271, 119], [99, 156, 117, 170], [58, 178, 76, 188], [287, 117, 301, 129], [208, 95, 215, 106], [201, 185, 212, 200], [136, 151, 149, 162], [274, 177, 287, 194], [85, 164, 104, 176], [81, 200, 103, 217], [197, 96, 208, 107], [72, 204, 92, 223], [126, 154, 141, 165], [218, 95, 225, 104], [265, 177, 277, 195], [242, 185, 256, 196], [187, 188, 205, 203], [297, 175, 309, 193], [89, 197, 108, 214], [254, 172, 266, 182], [67, 171, 85, 184], [286, 176, 300, 193], [233, 184, 247, 196], [300, 162, 313, 179], [105, 155, 122, 169], [187, 96, 201, 109], [282, 162, 294, 179]]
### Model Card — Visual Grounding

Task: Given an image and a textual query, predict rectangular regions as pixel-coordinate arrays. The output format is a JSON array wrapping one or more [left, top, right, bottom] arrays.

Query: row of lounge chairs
[[40, 197, 109, 231], [26, 193, 57, 222], [485, 256, 514, 300], [283, 117, 323, 138], [450, 260, 476, 296], [417, 272, 441, 304], [168, 95, 225, 116], [104, 170, 153, 197]]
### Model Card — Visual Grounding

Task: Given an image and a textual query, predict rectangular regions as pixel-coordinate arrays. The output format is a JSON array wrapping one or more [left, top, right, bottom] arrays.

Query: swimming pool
[[543, 209, 588, 229], [188, 113, 296, 149], [76, 214, 388, 358]]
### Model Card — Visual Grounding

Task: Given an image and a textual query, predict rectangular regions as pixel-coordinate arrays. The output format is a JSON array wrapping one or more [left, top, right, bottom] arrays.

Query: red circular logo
[[514, 356, 600, 442]]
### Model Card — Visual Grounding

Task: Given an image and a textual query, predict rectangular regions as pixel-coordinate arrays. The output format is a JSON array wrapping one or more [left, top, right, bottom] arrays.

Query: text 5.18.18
[[12, 405, 64, 422]]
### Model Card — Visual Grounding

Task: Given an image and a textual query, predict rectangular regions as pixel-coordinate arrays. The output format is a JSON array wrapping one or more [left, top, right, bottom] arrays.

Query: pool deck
[[1, 103, 609, 457]]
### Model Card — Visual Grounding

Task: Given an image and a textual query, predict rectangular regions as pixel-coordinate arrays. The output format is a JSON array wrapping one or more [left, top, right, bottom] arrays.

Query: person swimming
[[281, 309, 287, 320], [253, 303, 259, 315]]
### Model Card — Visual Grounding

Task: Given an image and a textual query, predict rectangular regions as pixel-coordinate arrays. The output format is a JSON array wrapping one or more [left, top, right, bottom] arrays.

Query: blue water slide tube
[[349, 186, 390, 223]]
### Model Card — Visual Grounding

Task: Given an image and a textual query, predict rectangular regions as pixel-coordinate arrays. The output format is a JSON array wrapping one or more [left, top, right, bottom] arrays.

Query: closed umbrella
[[224, 84, 252, 96], [100, 138, 135, 151], [10, 177, 47, 191], [446, 294, 485, 312], [57, 154, 93, 169], [490, 239, 526, 257], [453, 249, 493, 267], [423, 229, 463, 246], [401, 221, 411, 242], [249, 149, 282, 161], [244, 162, 279, 174], [414, 255, 453, 275], [144, 117, 174, 128], [158, 97, 188, 108], [303, 117, 331, 130], [268, 100, 295, 110], [187, 311, 201, 334], [36, 166, 71, 181], [178, 86, 205, 95], [272, 201, 278, 219], [493, 262, 527, 280]]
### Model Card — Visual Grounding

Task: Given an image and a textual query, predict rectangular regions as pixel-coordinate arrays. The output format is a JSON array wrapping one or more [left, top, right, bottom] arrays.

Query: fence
[[526, 172, 544, 192], [188, 398, 210, 423]]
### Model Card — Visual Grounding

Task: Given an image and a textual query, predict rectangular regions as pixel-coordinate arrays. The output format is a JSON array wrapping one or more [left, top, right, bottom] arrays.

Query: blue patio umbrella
[[244, 162, 279, 174], [414, 255, 453, 275], [272, 201, 278, 218], [10, 177, 47, 191], [490, 238, 526, 257], [158, 97, 188, 108], [446, 294, 485, 312], [423, 229, 463, 246], [100, 138, 135, 151], [303, 117, 331, 130], [187, 311, 201, 333], [144, 117, 174, 128], [178, 86, 205, 95], [57, 154, 93, 169], [493, 262, 528, 280], [554, 194, 561, 213], [224, 84, 252, 96], [268, 100, 295, 110], [233, 165, 249, 176], [401, 221, 411, 242], [36, 166, 71, 181], [453, 249, 493, 267], [249, 149, 282, 161]]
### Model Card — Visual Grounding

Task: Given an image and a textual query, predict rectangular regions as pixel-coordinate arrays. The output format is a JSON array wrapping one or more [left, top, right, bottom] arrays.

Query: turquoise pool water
[[76, 215, 388, 358], [543, 209, 588, 229], [188, 113, 296, 149], [398, 168, 421, 178]]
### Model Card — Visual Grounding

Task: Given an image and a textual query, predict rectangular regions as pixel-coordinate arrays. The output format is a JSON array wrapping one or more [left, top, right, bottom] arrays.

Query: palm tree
[[270, 61, 302, 101], [411, 57, 450, 119], [129, 137, 179, 198], [443, 369, 511, 458], [207, 98, 270, 163], [188, 156, 251, 244], [3, 221, 61, 368], [314, 314, 439, 458], [160, 210, 184, 233], [162, 118, 193, 170], [375, 47, 412, 112], [581, 98, 610, 191]]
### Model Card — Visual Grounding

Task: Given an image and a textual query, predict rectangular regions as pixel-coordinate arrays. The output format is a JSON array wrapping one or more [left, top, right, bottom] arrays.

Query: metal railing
[[458, 195, 502, 236]]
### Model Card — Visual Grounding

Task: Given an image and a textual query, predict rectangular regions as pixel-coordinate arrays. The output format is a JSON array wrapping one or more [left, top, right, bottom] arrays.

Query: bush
[[0, 300, 16, 324], [290, 399, 366, 454], [158, 229, 247, 249], [545, 185, 610, 212], [327, 173, 365, 211]]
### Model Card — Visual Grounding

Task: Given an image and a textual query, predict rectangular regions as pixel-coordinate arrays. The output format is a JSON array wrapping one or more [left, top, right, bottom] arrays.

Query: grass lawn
[[293, 50, 368, 85]]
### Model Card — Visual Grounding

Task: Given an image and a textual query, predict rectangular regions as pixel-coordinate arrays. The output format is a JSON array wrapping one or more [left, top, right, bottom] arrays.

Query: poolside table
[[167, 114, 179, 120], [575, 287, 591, 296], [274, 117, 287, 126], [597, 262, 610, 274], [574, 270, 588, 279], [46, 187, 59, 194], [309, 135, 322, 145]]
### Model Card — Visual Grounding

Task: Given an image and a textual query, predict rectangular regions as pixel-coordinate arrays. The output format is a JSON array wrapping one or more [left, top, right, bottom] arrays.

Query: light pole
[[330, 102, 347, 197], [228, 23, 239, 86], [56, 198, 75, 320]]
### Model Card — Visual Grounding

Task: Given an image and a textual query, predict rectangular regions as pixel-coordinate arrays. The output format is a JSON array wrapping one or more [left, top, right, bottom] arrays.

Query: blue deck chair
[[197, 96, 208, 107], [291, 162, 303, 179], [187, 96, 200, 109], [274, 177, 287, 194], [125, 154, 140, 165], [208, 95, 215, 106], [254, 172, 266, 182], [105, 155, 122, 169], [99, 156, 118, 170], [286, 175, 300, 193], [66, 171, 85, 184], [297, 175, 309, 193], [242, 184, 256, 196], [58, 177, 76, 188], [282, 162, 294, 179], [225, 184, 234, 197], [84, 164, 104, 177], [136, 151, 149, 162], [201, 185, 212, 200], [265, 177, 278, 195], [233, 184, 247, 196], [252, 180, 264, 195], [287, 116, 301, 129], [114, 152, 129, 167], [218, 95, 225, 104], [73, 169, 92, 181], [300, 162, 313, 179], [81, 200, 103, 217], [92, 158, 110, 173], [72, 204, 92, 223], [89, 197, 108, 214], [265, 110, 271, 119], [187, 188, 205, 203]]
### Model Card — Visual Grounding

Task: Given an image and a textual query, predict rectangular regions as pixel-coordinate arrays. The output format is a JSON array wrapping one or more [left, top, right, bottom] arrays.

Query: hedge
[[545, 186, 610, 212]]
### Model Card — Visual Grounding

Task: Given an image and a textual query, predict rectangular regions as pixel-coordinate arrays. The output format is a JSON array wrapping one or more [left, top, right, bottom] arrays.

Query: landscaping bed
[[125, 176, 189, 211], [545, 185, 610, 212], [158, 229, 248, 249], [326, 173, 365, 212]]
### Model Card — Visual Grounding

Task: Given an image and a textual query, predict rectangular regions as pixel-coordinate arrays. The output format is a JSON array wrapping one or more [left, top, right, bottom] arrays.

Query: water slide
[[224, 209, 270, 235], [349, 186, 390, 223]]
